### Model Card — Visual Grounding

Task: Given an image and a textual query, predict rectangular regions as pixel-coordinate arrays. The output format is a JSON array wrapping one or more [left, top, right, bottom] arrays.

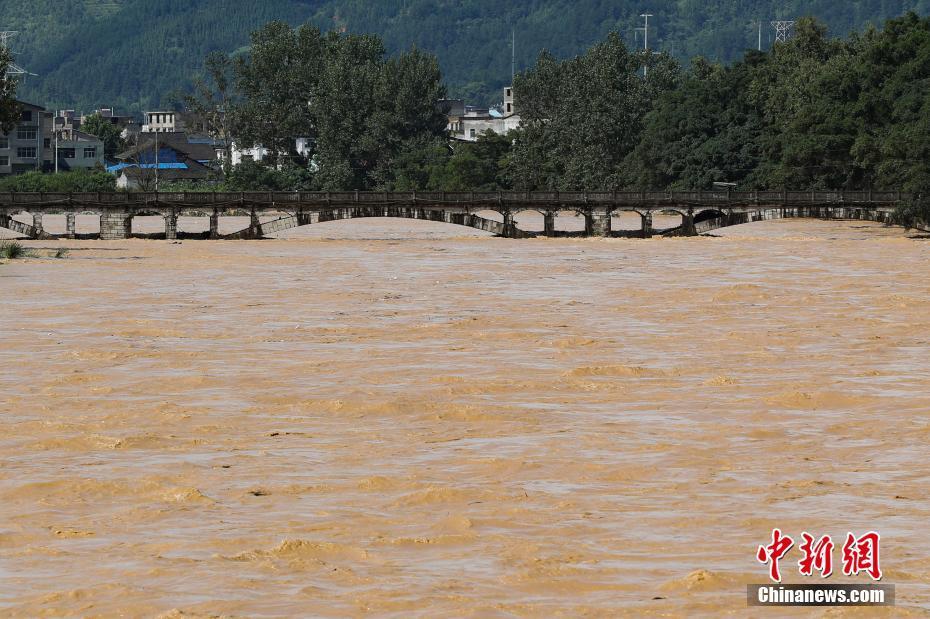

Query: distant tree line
[[169, 14, 930, 222], [4, 12, 930, 223], [13, 0, 930, 114]]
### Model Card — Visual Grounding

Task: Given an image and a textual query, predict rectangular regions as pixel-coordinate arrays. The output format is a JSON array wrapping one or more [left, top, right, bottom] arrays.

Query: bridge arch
[[611, 208, 647, 235], [221, 206, 535, 239]]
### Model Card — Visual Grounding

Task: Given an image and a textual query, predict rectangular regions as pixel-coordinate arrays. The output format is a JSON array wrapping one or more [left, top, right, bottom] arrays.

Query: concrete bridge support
[[32, 213, 44, 237], [682, 208, 697, 236], [544, 211, 556, 237], [165, 210, 178, 240], [641, 212, 653, 238], [586, 209, 611, 237], [65, 212, 76, 239], [209, 210, 220, 239], [100, 210, 130, 240], [502, 211, 517, 238]]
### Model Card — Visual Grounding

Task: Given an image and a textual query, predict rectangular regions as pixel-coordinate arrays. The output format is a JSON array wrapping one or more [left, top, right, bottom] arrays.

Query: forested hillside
[[5, 0, 930, 113]]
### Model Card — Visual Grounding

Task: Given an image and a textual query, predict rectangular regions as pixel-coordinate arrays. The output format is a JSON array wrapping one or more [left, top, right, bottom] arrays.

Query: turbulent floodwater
[[1, 217, 929, 617]]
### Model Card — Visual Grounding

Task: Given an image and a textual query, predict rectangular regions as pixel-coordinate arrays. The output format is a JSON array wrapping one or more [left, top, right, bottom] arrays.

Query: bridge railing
[[0, 190, 910, 207]]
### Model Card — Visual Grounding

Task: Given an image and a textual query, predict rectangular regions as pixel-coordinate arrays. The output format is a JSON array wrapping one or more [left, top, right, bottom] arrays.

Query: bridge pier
[[100, 210, 130, 240], [682, 208, 697, 236], [165, 210, 178, 240], [209, 209, 220, 239], [585, 209, 611, 237], [250, 208, 262, 237], [641, 212, 653, 238], [32, 213, 44, 237], [65, 212, 76, 239], [544, 211, 556, 237], [502, 211, 517, 238]]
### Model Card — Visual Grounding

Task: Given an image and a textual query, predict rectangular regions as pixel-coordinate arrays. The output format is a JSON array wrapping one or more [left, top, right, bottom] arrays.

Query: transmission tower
[[0, 31, 35, 77], [771, 21, 795, 44]]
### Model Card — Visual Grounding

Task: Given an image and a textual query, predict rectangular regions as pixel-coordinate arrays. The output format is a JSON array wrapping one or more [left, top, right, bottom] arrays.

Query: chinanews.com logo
[[748, 529, 895, 607]]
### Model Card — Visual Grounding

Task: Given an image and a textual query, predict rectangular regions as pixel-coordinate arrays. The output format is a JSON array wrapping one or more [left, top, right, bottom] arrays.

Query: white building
[[141, 111, 181, 133], [229, 138, 314, 167], [447, 86, 521, 142]]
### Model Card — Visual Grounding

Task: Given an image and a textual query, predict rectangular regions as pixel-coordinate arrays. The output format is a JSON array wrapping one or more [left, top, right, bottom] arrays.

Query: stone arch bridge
[[0, 190, 908, 240]]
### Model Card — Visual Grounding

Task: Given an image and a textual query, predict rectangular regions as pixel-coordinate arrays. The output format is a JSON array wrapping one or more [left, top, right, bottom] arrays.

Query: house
[[141, 110, 182, 133], [140, 109, 211, 135], [0, 101, 53, 176], [229, 137, 313, 167], [84, 107, 137, 130], [80, 108, 138, 139], [445, 86, 521, 142], [109, 132, 221, 189], [49, 128, 105, 171]]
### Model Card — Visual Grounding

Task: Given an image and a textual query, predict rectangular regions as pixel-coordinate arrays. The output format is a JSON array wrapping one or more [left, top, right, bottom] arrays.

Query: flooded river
[[1, 217, 928, 616]]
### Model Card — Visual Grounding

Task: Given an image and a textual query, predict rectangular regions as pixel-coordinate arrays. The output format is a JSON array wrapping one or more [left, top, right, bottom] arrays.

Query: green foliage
[[230, 24, 448, 190], [233, 22, 323, 167], [427, 132, 513, 190], [628, 12, 930, 197], [177, 51, 234, 166], [11, 1, 930, 112], [224, 161, 314, 191], [81, 113, 126, 159], [894, 196, 930, 228], [0, 241, 28, 259], [511, 33, 681, 190], [0, 169, 116, 192], [0, 47, 18, 133]]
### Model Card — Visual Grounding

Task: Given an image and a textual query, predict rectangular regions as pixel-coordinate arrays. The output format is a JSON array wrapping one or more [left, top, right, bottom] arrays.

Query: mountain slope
[[6, 0, 930, 113]]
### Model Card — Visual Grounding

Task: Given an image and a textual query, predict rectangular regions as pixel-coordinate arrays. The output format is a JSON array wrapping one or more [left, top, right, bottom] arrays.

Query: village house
[[445, 86, 520, 142], [109, 131, 221, 189], [0, 101, 52, 176], [47, 111, 105, 171]]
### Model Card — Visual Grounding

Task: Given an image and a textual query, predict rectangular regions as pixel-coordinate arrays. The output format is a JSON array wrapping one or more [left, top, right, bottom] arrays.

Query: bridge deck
[[0, 189, 908, 211]]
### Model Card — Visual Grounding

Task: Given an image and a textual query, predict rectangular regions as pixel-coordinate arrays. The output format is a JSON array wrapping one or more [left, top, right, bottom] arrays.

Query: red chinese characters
[[757, 528, 794, 582], [842, 531, 882, 581], [757, 529, 883, 581], [798, 532, 834, 578]]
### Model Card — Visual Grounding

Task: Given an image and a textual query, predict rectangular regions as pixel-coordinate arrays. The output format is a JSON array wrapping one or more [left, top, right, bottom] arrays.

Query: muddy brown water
[[0, 216, 928, 617]]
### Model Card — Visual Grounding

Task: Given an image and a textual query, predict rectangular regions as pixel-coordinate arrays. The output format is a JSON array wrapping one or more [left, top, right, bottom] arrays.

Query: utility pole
[[758, 21, 763, 51], [154, 130, 159, 192], [511, 29, 515, 84], [638, 13, 653, 76]]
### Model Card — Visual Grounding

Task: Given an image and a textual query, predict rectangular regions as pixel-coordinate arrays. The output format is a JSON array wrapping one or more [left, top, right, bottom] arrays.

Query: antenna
[[0, 31, 36, 77], [771, 20, 795, 44]]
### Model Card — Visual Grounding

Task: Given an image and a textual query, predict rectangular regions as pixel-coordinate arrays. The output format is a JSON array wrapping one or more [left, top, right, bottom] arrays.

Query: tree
[[370, 47, 449, 189], [310, 31, 385, 189], [626, 53, 770, 189], [427, 131, 513, 190], [0, 168, 115, 192], [180, 51, 235, 167], [510, 33, 681, 190], [233, 22, 323, 167], [81, 113, 126, 160], [0, 46, 19, 133]]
